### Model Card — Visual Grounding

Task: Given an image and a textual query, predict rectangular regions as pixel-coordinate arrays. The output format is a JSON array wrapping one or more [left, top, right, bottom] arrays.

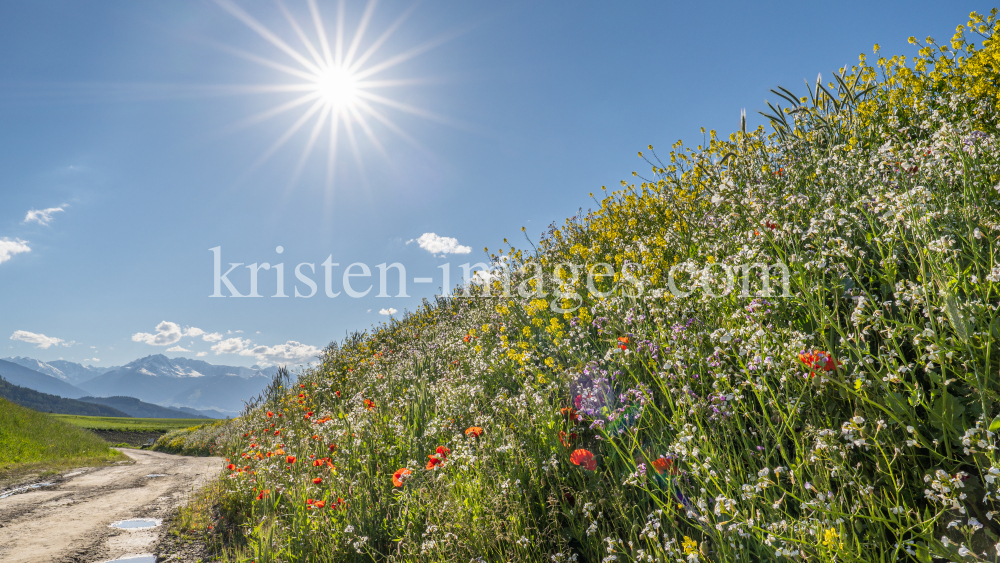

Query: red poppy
[[304, 412, 313, 419], [286, 455, 296, 464], [797, 350, 839, 377], [364, 399, 375, 411], [558, 431, 577, 449], [427, 446, 451, 469], [617, 336, 629, 350], [574, 394, 582, 410], [267, 411, 274, 418], [652, 457, 679, 475], [392, 467, 412, 487], [227, 463, 236, 471], [314, 500, 326, 509], [465, 426, 484, 438], [560, 407, 581, 422], [298, 393, 305, 399], [329, 443, 337, 452], [312, 477, 323, 484], [570, 449, 597, 471]]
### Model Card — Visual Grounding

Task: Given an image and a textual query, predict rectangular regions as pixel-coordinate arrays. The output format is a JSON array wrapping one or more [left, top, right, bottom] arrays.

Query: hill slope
[[0, 377, 127, 417], [0, 397, 124, 480], [204, 13, 1000, 563], [77, 396, 207, 419], [0, 359, 88, 399]]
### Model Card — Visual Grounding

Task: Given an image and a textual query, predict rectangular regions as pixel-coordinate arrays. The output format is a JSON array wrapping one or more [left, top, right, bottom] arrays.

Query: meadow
[[173, 11, 1000, 562], [51, 414, 209, 432], [0, 398, 125, 484]]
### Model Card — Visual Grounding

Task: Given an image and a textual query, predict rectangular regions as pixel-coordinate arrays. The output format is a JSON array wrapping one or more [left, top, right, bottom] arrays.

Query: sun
[[213, 0, 453, 188], [314, 66, 358, 109]]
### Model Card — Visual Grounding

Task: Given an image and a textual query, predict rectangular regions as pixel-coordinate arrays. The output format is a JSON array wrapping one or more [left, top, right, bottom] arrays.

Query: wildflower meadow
[[194, 11, 1000, 562]]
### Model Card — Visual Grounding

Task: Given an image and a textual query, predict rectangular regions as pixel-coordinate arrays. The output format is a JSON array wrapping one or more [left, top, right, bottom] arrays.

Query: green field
[[51, 414, 209, 432], [0, 398, 125, 484]]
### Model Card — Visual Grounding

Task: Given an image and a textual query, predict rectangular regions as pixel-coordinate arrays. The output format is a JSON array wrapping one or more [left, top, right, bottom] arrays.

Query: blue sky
[[0, 0, 987, 368]]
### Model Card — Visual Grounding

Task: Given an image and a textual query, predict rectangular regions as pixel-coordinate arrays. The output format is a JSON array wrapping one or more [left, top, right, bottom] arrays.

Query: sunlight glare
[[314, 66, 357, 108]]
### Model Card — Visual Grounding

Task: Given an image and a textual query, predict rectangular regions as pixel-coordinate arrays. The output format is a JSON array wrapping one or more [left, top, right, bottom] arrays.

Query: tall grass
[[204, 11, 1000, 562]]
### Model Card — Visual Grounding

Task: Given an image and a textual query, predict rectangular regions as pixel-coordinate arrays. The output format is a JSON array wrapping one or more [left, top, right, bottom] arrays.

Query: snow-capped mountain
[[2, 356, 115, 385], [78, 355, 281, 415]]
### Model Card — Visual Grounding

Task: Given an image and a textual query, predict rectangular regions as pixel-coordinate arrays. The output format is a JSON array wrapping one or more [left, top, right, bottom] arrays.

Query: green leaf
[[990, 415, 1000, 433]]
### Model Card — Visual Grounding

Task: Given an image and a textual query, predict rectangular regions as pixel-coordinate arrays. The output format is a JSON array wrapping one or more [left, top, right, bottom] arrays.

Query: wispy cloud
[[406, 232, 471, 255], [23, 204, 67, 226], [0, 238, 30, 265], [379, 308, 398, 315], [166, 346, 190, 352], [10, 330, 68, 349]]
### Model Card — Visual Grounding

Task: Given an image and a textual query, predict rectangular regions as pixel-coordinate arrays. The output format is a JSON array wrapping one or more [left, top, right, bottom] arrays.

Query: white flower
[[969, 517, 983, 531]]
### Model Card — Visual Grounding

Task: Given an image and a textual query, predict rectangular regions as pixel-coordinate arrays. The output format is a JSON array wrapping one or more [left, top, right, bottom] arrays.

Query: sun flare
[[214, 0, 451, 188]]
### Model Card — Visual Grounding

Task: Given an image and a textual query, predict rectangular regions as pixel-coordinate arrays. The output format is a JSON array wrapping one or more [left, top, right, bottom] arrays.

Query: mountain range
[[0, 355, 282, 418]]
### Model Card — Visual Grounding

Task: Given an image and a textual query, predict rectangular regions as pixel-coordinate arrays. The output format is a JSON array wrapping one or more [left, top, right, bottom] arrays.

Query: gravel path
[[0, 449, 220, 563]]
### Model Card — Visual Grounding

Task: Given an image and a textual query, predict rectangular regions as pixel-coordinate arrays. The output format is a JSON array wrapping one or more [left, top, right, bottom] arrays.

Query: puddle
[[0, 482, 54, 499], [109, 518, 162, 530], [104, 555, 156, 563], [144, 474, 166, 478]]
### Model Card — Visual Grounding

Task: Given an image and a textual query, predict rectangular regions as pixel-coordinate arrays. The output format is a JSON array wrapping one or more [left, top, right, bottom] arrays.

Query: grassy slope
[[52, 414, 209, 432], [0, 398, 125, 484], [202, 12, 1000, 563]]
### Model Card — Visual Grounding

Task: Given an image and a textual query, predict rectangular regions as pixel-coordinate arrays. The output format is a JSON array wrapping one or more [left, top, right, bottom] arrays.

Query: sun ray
[[307, 0, 336, 69], [343, 0, 378, 69], [352, 28, 468, 82], [274, 0, 326, 69], [348, 104, 390, 162], [210, 41, 318, 82], [347, 3, 419, 75], [334, 0, 346, 68], [220, 90, 322, 135], [214, 0, 323, 76], [342, 110, 366, 178], [355, 90, 459, 127], [326, 109, 341, 189], [253, 97, 327, 169], [288, 104, 331, 187], [353, 97, 424, 151]]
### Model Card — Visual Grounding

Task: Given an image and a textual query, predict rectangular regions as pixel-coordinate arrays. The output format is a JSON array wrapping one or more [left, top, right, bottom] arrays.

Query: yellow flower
[[682, 536, 698, 555]]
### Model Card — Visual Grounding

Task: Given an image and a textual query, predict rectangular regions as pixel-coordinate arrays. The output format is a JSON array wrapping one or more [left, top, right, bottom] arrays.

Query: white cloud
[[132, 321, 217, 346], [23, 205, 67, 226], [379, 308, 398, 315], [0, 238, 30, 265], [10, 330, 67, 349], [166, 346, 190, 352], [240, 341, 321, 365], [88, 358, 100, 363], [407, 233, 471, 255], [209, 336, 319, 366], [211, 337, 249, 355], [196, 351, 208, 357]]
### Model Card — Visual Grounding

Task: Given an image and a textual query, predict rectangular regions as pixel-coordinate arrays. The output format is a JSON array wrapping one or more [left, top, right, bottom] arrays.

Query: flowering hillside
[[205, 11, 1000, 562]]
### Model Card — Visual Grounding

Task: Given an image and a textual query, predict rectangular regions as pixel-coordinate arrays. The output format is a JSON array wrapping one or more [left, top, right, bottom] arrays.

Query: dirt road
[[0, 449, 221, 563]]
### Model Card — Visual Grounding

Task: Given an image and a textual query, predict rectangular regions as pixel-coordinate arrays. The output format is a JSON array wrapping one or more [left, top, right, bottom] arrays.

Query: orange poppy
[[570, 449, 597, 471], [267, 411, 274, 418], [364, 399, 375, 411], [558, 431, 577, 449], [312, 477, 322, 484], [560, 407, 581, 422], [465, 426, 484, 438], [652, 457, 678, 475], [226, 463, 236, 471], [286, 455, 296, 464], [617, 336, 629, 350], [392, 467, 412, 487], [314, 500, 326, 508]]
